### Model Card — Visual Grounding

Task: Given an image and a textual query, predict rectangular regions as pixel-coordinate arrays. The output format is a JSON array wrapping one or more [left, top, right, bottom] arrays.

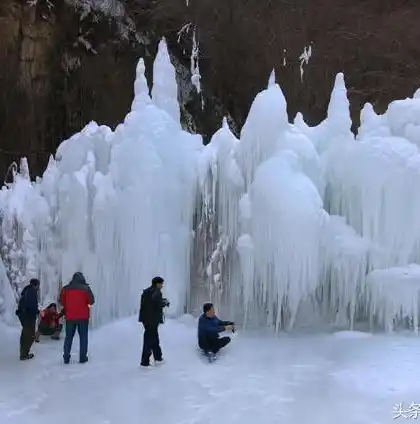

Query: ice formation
[[1, 38, 420, 333], [151, 39, 181, 126], [298, 44, 312, 82], [366, 264, 420, 332], [0, 39, 200, 327]]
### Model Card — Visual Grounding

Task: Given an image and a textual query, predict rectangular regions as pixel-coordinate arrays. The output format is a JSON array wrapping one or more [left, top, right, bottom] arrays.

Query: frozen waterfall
[[1, 40, 420, 333]]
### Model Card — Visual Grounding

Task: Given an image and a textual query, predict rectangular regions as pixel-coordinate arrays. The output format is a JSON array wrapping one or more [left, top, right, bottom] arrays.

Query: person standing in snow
[[198, 302, 234, 360], [139, 276, 170, 367], [16, 278, 40, 360], [60, 272, 95, 364]]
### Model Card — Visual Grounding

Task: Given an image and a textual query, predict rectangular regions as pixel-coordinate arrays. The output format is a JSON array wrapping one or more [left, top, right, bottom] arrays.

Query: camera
[[162, 298, 170, 308]]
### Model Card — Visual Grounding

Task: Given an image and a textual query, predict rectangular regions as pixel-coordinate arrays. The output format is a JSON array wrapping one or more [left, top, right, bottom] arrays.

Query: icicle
[[268, 69, 276, 87], [327, 73, 352, 131], [358, 103, 391, 140], [249, 150, 324, 331], [151, 38, 181, 125], [20, 158, 30, 181], [325, 133, 420, 269], [0, 258, 16, 325], [235, 81, 288, 187], [311, 73, 353, 154], [277, 125, 325, 198], [131, 58, 152, 111], [177, 23, 191, 43], [366, 265, 420, 333], [298, 44, 312, 82], [190, 28, 204, 110]]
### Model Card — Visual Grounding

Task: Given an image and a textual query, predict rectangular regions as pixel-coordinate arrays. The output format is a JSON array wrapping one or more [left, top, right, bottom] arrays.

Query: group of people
[[16, 272, 95, 363], [15, 274, 235, 365], [138, 276, 235, 366]]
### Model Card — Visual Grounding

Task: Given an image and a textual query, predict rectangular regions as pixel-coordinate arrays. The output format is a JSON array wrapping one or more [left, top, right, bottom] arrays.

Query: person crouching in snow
[[35, 303, 64, 342], [198, 302, 235, 360]]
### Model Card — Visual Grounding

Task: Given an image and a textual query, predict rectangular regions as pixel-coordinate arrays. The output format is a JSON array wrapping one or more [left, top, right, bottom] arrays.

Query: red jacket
[[60, 273, 95, 321], [39, 309, 63, 327]]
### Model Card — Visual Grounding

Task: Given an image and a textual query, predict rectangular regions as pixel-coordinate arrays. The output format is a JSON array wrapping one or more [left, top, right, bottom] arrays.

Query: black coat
[[17, 284, 39, 319], [139, 286, 166, 326]]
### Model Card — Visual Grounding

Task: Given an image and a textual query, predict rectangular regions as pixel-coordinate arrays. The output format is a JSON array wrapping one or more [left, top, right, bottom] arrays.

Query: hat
[[203, 302, 213, 313], [152, 276, 164, 285], [30, 278, 40, 287]]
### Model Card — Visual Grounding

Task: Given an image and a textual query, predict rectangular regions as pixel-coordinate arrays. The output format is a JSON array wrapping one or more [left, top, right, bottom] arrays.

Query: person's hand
[[225, 324, 233, 332]]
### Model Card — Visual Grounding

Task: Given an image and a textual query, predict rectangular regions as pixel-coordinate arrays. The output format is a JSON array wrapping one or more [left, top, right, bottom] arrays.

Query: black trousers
[[141, 324, 162, 365], [200, 336, 231, 354], [19, 316, 36, 358]]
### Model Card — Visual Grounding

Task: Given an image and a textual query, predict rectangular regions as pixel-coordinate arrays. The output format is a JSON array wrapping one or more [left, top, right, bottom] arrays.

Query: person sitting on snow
[[35, 303, 64, 342], [198, 302, 234, 359]]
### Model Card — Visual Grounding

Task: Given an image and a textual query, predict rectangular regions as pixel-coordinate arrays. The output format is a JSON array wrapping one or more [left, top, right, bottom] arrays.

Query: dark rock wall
[[1, 0, 419, 178]]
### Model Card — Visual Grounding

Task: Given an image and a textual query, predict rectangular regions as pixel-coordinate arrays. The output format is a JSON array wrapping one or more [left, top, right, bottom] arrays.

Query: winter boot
[[207, 352, 217, 363], [20, 353, 35, 361]]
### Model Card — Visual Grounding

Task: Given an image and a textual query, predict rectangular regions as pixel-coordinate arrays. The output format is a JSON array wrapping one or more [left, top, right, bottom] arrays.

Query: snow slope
[[0, 317, 419, 424]]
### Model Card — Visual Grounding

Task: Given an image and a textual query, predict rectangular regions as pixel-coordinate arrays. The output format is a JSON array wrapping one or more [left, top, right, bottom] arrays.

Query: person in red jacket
[[35, 303, 64, 342], [60, 272, 95, 364]]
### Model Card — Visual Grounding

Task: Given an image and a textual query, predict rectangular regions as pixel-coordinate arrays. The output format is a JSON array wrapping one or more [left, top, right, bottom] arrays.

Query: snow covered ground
[[1, 317, 419, 424]]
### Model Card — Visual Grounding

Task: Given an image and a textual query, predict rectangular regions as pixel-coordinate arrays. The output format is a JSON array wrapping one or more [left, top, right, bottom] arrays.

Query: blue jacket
[[18, 284, 39, 318], [198, 314, 233, 346]]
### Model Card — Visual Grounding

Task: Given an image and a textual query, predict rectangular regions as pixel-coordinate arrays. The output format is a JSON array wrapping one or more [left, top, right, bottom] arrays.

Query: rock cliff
[[1, 0, 420, 177]]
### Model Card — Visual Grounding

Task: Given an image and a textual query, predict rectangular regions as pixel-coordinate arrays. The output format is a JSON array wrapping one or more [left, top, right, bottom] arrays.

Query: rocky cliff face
[[1, 0, 420, 178], [0, 0, 147, 178]]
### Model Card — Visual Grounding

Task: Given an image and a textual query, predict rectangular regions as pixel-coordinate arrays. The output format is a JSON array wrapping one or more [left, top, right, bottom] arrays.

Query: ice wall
[[2, 40, 420, 332], [0, 258, 17, 325], [195, 73, 420, 332], [0, 39, 200, 327]]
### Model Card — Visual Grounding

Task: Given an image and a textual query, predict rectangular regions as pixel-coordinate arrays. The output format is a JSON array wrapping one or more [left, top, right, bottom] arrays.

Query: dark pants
[[200, 336, 231, 354], [38, 322, 63, 336], [19, 316, 36, 358], [141, 324, 162, 365], [63, 320, 89, 362]]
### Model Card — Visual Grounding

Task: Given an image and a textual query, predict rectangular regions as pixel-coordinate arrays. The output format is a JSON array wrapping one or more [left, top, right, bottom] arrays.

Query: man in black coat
[[16, 278, 40, 360], [138, 276, 170, 367]]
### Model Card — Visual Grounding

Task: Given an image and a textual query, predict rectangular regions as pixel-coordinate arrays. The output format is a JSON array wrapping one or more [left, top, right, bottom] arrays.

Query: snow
[[0, 317, 419, 424]]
